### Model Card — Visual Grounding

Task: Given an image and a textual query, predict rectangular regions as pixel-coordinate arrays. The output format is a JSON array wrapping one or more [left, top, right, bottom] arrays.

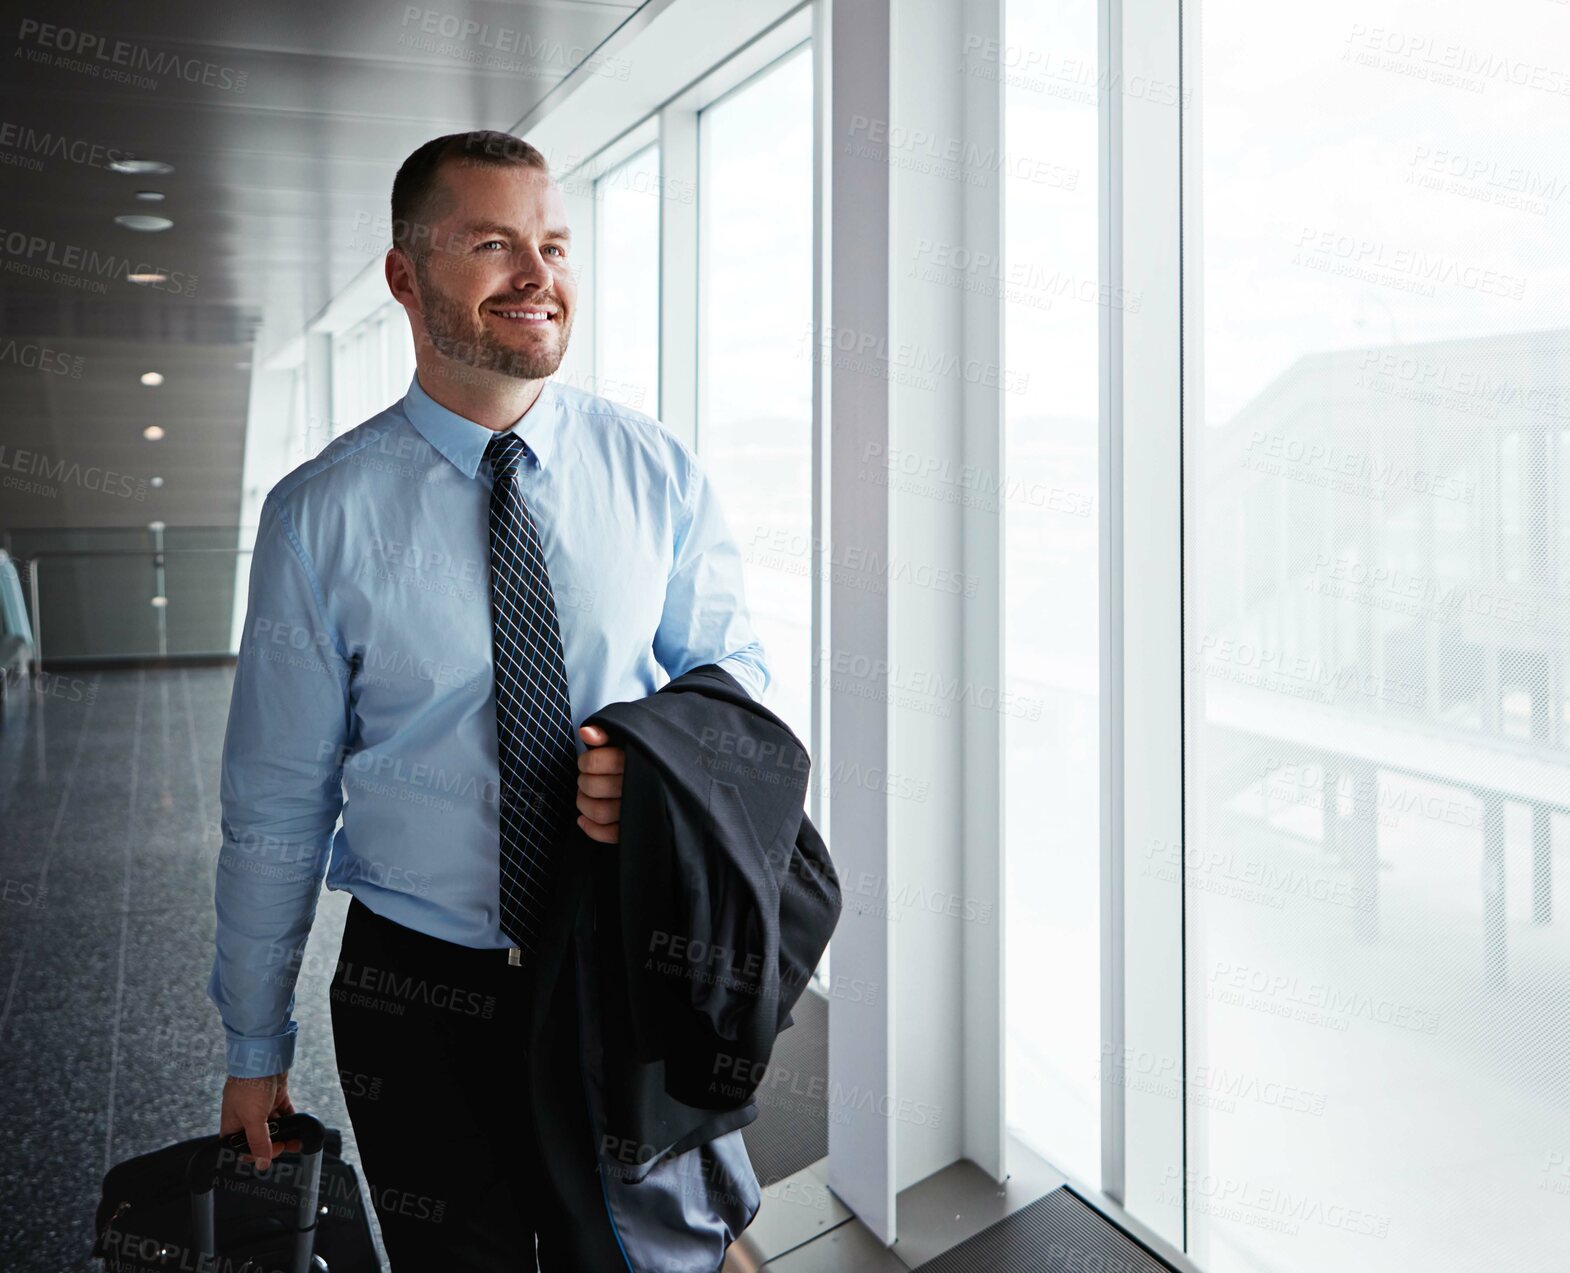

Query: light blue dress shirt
[[208, 371, 770, 1078]]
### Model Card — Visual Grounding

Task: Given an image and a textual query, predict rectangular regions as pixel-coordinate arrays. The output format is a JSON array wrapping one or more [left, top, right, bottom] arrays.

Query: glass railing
[[1, 526, 257, 664]]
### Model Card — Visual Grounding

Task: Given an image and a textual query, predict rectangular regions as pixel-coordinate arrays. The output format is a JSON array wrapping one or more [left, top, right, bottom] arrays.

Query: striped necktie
[[482, 429, 578, 966]]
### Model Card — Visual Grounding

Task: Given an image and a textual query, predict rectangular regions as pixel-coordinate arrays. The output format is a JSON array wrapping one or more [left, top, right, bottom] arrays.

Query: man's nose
[[506, 249, 554, 286]]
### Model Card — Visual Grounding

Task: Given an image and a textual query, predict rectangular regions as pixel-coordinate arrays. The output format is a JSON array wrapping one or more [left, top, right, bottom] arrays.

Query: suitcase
[[91, 1112, 380, 1272]]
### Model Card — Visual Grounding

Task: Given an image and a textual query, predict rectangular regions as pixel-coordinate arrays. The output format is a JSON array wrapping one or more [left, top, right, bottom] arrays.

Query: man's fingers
[[246, 1118, 274, 1171], [576, 792, 619, 823], [577, 744, 624, 775], [577, 814, 620, 844], [576, 771, 623, 799], [574, 728, 622, 845]]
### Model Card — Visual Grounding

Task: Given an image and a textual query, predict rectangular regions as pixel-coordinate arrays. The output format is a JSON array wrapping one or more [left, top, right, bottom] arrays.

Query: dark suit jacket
[[574, 662, 842, 1177]]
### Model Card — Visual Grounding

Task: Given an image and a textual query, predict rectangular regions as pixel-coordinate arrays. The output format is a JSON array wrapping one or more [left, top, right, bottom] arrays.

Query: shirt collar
[[400, 371, 558, 478]]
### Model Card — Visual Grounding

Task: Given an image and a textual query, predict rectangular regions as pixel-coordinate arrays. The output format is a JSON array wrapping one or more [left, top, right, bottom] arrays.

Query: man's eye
[[545, 245, 565, 257], [478, 240, 506, 251]]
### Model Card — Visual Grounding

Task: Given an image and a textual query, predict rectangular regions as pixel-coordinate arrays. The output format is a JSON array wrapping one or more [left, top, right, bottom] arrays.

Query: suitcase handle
[[186, 1113, 328, 1273]]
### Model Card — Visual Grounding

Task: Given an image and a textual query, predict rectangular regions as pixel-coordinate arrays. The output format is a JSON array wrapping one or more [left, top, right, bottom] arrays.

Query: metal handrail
[[25, 547, 257, 558], [2, 524, 261, 533]]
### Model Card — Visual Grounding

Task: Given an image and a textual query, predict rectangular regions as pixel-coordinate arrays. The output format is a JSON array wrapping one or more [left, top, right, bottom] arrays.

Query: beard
[[414, 256, 571, 381]]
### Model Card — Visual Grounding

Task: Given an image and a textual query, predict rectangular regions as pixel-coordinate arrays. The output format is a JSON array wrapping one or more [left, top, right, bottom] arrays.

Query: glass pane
[[595, 144, 661, 417], [331, 331, 352, 439], [1188, 3, 1570, 1269], [1001, 0, 1103, 1190], [21, 541, 251, 660], [697, 47, 813, 745], [161, 549, 252, 654]]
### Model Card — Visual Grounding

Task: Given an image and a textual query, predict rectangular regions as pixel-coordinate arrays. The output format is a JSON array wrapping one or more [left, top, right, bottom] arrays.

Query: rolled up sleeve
[[652, 445, 771, 704], [207, 494, 353, 1078]]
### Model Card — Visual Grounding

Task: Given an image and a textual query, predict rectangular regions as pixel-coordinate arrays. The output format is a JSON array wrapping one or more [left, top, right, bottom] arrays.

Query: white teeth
[[494, 310, 552, 320]]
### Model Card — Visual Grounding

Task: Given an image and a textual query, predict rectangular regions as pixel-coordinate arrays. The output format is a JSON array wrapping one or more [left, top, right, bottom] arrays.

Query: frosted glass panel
[[697, 47, 813, 744], [595, 144, 660, 417], [1001, 0, 1103, 1191], [1187, 3, 1570, 1269]]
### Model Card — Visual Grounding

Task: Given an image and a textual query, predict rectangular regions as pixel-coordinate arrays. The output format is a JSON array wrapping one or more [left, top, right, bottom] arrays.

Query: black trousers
[[328, 895, 628, 1271]]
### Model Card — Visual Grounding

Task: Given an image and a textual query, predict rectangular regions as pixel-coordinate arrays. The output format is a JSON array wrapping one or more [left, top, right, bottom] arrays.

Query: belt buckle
[[508, 946, 522, 967]]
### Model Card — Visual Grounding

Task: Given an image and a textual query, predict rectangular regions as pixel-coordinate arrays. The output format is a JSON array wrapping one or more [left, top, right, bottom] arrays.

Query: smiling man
[[207, 130, 770, 1269]]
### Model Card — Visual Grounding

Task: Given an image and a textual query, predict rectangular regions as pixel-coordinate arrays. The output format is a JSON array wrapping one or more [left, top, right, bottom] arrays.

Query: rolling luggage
[[91, 1112, 380, 1272]]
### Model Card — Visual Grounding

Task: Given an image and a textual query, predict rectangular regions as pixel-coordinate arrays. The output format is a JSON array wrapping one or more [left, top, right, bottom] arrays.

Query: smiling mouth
[[487, 307, 558, 324]]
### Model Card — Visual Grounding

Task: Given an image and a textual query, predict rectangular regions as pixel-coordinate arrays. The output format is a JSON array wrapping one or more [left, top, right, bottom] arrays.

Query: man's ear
[[386, 247, 414, 307]]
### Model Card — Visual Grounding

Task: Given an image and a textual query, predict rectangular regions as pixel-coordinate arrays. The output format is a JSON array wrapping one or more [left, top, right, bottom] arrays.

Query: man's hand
[[219, 1071, 302, 1172], [576, 723, 624, 844]]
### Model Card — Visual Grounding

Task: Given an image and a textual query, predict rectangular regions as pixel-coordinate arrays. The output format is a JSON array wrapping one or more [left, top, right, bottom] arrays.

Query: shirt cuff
[[714, 652, 768, 703], [225, 1025, 297, 1079]]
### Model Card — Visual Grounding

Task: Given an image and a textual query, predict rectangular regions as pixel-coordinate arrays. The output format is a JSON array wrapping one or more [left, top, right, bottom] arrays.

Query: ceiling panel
[[0, 0, 641, 533]]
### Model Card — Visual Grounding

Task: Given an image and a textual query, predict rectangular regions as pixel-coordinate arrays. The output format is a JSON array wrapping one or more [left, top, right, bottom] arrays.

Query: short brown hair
[[389, 130, 550, 258]]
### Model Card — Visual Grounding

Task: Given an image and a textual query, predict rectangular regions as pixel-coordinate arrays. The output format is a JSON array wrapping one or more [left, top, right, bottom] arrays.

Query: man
[[208, 130, 770, 1268]]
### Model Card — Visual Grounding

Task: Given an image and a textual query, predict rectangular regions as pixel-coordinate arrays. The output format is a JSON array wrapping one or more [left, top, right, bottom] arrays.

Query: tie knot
[[485, 430, 526, 479]]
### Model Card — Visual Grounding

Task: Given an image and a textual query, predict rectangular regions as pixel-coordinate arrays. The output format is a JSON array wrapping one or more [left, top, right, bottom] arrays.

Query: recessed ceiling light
[[109, 159, 174, 175], [150, 476, 165, 488], [143, 425, 165, 441], [141, 371, 164, 386], [148, 521, 166, 532], [150, 595, 169, 608], [134, 190, 166, 202], [114, 214, 173, 232], [127, 271, 167, 285]]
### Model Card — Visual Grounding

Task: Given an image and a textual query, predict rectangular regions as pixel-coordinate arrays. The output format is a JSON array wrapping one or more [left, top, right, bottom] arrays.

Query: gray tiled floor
[[0, 666, 371, 1272]]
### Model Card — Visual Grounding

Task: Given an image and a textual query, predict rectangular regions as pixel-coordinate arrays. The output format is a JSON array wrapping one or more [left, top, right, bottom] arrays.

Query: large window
[[331, 304, 415, 440], [594, 144, 661, 416], [1187, 2, 1570, 1269], [1001, 0, 1103, 1192], [696, 44, 814, 742]]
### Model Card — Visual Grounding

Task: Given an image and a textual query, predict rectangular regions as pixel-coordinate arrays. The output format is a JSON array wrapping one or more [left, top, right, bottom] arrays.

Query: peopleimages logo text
[[16, 19, 249, 91], [0, 444, 146, 501], [0, 227, 197, 295]]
